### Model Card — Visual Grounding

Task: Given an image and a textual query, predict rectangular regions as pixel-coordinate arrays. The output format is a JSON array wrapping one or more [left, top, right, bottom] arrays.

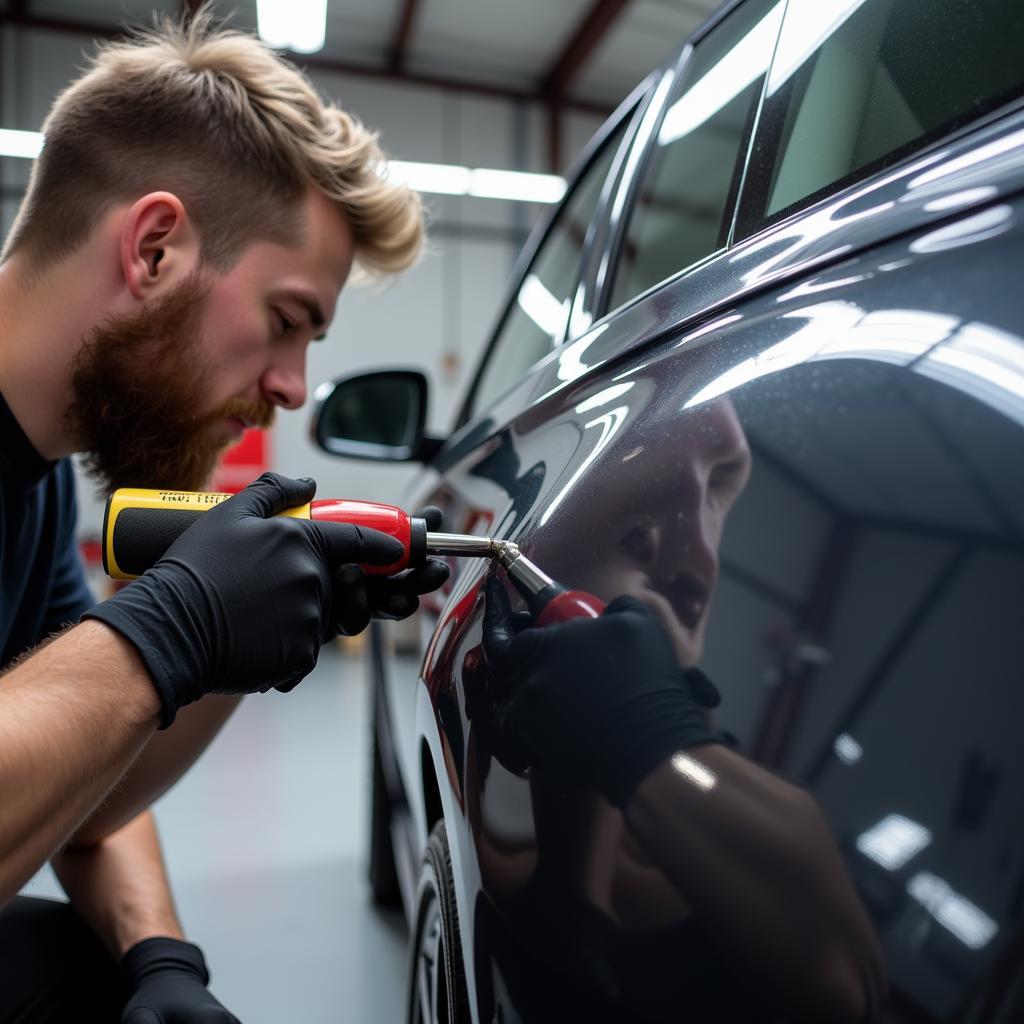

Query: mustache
[[213, 396, 276, 430]]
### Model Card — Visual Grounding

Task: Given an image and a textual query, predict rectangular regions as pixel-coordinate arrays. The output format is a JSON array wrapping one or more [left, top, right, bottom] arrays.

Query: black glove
[[84, 472, 405, 727], [330, 506, 450, 636], [483, 577, 726, 809], [121, 937, 238, 1023]]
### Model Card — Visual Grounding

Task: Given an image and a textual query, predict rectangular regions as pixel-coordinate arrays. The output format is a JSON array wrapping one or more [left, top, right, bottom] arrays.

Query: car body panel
[[363, 3, 1024, 1019], [378, 187, 1024, 1020]]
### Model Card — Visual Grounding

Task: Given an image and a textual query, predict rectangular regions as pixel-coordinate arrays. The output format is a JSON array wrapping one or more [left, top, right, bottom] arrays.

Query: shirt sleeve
[[40, 461, 96, 634]]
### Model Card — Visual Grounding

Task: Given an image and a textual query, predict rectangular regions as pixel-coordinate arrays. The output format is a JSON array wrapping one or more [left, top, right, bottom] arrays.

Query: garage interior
[[1, 1, 720, 1020]]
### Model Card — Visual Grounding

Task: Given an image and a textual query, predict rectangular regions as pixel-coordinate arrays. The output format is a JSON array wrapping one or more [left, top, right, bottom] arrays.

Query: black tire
[[369, 727, 402, 907], [407, 822, 470, 1024]]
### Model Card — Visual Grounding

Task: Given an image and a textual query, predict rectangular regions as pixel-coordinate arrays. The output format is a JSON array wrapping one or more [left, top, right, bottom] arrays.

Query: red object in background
[[211, 428, 270, 494], [79, 539, 104, 568]]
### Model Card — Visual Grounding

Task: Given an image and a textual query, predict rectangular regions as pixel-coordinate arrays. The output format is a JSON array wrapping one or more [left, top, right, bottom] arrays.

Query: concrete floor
[[20, 643, 410, 1023]]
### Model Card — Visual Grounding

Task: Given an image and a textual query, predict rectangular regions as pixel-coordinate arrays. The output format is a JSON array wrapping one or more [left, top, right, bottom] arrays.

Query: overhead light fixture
[[388, 160, 565, 204], [257, 0, 327, 54], [0, 134, 566, 206], [907, 871, 999, 950], [856, 813, 932, 871], [0, 129, 43, 159], [833, 733, 863, 766], [468, 168, 566, 204]]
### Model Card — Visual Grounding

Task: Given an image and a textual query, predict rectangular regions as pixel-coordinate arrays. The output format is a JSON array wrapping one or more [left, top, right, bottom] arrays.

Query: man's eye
[[275, 311, 297, 335]]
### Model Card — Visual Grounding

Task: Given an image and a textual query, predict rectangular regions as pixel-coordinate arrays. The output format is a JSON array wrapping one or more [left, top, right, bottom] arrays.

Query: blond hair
[[2, 13, 423, 277]]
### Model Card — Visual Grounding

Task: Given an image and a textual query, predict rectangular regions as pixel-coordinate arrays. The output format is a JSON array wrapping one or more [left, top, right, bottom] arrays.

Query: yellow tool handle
[[103, 488, 310, 580]]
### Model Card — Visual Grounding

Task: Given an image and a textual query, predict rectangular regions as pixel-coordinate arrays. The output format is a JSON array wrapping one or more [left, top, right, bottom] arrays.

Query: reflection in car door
[[412, 200, 1024, 1023]]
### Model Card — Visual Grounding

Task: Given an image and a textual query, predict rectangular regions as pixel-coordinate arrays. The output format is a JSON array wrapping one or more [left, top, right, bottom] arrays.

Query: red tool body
[[496, 544, 605, 624], [306, 498, 425, 576]]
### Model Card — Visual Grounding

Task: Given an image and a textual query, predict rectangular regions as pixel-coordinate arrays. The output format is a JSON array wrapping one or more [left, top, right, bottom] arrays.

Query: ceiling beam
[[0, 10, 612, 118], [388, 0, 422, 73], [542, 0, 634, 101]]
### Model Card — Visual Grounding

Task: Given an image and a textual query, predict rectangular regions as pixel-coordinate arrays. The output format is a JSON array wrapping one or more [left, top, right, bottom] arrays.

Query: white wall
[[0, 23, 607, 542]]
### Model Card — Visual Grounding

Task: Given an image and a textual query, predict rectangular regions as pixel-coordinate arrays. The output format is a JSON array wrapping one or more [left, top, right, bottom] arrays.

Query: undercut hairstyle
[[2, 13, 423, 277]]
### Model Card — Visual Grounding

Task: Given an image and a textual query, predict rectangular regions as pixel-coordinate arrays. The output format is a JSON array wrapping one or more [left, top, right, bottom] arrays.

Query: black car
[[314, 0, 1024, 1020]]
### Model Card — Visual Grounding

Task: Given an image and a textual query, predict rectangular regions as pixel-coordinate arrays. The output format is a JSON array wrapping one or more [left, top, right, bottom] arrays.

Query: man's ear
[[120, 192, 201, 300]]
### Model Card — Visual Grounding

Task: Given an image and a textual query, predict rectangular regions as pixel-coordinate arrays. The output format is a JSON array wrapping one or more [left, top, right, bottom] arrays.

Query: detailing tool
[[102, 488, 501, 580], [494, 542, 605, 624], [102, 488, 605, 623]]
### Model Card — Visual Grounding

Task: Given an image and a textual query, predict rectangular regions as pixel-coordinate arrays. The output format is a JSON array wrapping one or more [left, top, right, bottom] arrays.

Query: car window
[[468, 120, 629, 419], [737, 0, 1024, 235], [607, 0, 783, 313]]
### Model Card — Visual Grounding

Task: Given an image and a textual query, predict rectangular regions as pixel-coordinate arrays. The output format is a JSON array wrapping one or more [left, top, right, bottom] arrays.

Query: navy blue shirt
[[1, 390, 94, 668]]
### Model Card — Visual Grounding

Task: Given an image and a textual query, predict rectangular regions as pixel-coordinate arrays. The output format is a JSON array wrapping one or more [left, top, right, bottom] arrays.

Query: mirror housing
[[311, 370, 444, 462]]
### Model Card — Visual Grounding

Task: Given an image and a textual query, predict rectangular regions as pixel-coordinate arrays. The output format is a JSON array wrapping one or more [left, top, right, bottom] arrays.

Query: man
[[0, 14, 446, 1020]]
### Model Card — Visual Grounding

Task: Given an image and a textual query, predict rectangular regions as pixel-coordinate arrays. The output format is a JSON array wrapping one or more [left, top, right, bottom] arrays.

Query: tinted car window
[[608, 0, 782, 311], [468, 120, 628, 418], [739, 0, 1024, 234]]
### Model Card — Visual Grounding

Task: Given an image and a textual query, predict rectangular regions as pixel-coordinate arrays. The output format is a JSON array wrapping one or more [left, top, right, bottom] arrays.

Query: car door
[[400, 0, 1024, 1020]]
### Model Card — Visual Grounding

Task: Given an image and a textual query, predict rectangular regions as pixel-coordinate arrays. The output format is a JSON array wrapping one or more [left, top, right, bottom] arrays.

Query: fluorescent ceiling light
[[908, 871, 999, 950], [833, 733, 863, 766], [389, 160, 565, 203], [659, 1, 784, 146], [0, 129, 43, 159], [856, 814, 932, 871], [257, 0, 327, 54], [469, 168, 565, 203], [387, 160, 472, 197]]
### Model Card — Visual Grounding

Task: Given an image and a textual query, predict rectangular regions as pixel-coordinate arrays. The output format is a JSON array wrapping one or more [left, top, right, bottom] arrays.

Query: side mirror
[[311, 370, 444, 462]]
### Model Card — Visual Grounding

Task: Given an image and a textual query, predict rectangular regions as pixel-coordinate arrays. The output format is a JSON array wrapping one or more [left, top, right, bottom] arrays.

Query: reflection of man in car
[[482, 396, 887, 1023], [569, 397, 752, 668]]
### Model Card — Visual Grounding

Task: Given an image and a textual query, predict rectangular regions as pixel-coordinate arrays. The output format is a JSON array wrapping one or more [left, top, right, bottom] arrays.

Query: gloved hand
[[331, 506, 450, 636], [121, 937, 238, 1023], [483, 576, 726, 808], [83, 472, 404, 727]]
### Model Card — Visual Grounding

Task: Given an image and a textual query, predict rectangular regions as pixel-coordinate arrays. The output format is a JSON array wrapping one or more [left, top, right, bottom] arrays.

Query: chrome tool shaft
[[425, 532, 501, 558]]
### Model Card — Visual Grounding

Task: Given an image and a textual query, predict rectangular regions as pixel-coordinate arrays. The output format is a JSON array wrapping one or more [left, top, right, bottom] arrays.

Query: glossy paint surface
[[372, 5, 1024, 1020]]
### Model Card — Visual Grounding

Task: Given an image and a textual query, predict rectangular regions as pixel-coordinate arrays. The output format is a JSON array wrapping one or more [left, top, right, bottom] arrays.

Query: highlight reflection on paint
[[671, 751, 718, 791]]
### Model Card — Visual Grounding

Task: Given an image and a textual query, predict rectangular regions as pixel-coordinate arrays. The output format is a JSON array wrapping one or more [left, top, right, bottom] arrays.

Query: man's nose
[[661, 480, 719, 586], [260, 346, 308, 410]]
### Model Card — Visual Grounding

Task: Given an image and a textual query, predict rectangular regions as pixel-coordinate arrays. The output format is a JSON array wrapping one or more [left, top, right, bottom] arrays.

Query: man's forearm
[[72, 694, 243, 846], [52, 808, 183, 956], [0, 620, 160, 905], [625, 747, 887, 1023]]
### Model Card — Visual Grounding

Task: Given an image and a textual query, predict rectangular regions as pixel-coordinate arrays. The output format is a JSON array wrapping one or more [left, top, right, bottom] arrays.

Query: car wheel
[[407, 821, 469, 1024], [369, 727, 401, 907]]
